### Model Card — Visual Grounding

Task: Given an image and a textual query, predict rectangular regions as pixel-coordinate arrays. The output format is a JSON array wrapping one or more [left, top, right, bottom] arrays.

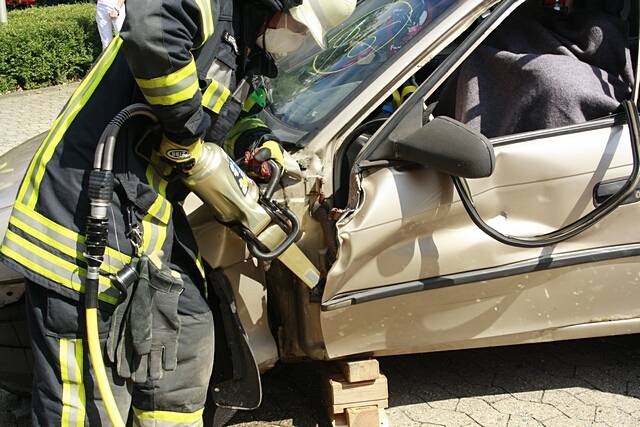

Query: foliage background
[[0, 3, 101, 94]]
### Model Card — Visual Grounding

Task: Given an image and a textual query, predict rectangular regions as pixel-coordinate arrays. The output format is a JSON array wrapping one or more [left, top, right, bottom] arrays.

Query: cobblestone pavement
[[2, 85, 640, 427], [0, 83, 79, 157]]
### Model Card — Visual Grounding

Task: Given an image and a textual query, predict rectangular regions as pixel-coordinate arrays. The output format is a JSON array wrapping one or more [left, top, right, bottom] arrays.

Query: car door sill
[[321, 243, 640, 311]]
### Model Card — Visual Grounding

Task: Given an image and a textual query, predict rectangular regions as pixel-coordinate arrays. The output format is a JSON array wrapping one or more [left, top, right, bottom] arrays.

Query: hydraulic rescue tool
[[84, 104, 321, 426]]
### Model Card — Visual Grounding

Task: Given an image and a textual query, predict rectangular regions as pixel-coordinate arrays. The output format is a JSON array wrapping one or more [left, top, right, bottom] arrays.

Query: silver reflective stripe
[[141, 195, 171, 256], [9, 211, 127, 276], [142, 217, 161, 255], [60, 338, 86, 427], [139, 72, 198, 99], [12, 207, 78, 252], [2, 231, 121, 304], [133, 407, 204, 427]]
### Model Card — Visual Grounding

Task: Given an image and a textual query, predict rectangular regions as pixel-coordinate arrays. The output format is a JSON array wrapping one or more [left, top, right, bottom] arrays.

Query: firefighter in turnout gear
[[0, 0, 355, 425]]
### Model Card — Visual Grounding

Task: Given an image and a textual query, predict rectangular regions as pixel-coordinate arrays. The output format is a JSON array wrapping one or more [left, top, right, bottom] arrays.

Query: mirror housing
[[394, 116, 495, 178]]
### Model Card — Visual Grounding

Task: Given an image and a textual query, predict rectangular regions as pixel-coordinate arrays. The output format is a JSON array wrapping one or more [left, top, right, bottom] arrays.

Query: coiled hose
[[85, 104, 158, 426]]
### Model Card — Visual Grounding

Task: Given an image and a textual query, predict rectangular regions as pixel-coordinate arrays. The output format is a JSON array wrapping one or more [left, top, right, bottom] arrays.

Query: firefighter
[[0, 0, 355, 425]]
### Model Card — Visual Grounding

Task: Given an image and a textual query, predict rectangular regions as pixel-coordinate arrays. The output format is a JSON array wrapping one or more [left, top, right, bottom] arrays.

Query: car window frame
[[358, 0, 639, 161], [355, 0, 525, 165]]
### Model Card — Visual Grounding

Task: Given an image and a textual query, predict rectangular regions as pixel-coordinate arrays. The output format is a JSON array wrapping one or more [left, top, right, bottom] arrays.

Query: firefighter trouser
[[25, 280, 214, 426]]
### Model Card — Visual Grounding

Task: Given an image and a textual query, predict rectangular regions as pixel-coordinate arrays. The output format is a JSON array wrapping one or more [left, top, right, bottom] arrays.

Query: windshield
[[266, 0, 460, 136]]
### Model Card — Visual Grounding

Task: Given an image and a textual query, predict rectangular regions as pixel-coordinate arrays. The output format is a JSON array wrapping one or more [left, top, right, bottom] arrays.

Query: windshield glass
[[267, 0, 460, 135]]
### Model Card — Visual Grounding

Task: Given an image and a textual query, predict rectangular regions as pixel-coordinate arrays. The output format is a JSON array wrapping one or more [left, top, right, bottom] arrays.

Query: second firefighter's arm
[[120, 0, 214, 145]]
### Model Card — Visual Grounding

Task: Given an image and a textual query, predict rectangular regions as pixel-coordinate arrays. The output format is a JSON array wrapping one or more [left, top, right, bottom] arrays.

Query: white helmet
[[289, 0, 356, 49]]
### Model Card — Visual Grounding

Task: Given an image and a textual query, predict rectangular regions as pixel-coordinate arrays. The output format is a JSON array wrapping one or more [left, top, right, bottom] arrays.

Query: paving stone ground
[[2, 84, 640, 427], [0, 83, 79, 157]]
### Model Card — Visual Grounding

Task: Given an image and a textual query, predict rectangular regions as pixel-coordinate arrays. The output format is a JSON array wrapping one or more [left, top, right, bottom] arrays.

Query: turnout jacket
[[0, 0, 280, 304]]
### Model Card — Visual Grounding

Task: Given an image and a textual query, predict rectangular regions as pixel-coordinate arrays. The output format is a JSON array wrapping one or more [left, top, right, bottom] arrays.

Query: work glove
[[106, 255, 184, 383], [242, 140, 286, 180], [158, 135, 204, 173]]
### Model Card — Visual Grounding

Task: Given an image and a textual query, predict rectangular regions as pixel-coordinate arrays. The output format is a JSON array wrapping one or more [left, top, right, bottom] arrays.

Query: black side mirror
[[394, 116, 495, 178]]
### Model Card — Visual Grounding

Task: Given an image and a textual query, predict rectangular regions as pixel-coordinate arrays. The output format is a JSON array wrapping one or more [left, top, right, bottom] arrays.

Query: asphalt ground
[[3, 84, 640, 427]]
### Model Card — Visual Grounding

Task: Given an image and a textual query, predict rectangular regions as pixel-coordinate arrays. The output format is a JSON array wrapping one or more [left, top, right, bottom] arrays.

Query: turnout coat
[[0, 0, 282, 305]]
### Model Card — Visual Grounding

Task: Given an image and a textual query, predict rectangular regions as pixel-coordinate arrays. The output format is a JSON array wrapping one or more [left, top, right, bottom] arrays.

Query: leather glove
[[243, 140, 286, 180], [106, 261, 138, 379], [158, 135, 204, 172], [106, 255, 183, 383]]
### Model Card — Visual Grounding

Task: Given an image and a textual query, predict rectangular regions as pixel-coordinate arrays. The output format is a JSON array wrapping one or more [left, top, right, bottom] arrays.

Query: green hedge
[[0, 3, 101, 93]]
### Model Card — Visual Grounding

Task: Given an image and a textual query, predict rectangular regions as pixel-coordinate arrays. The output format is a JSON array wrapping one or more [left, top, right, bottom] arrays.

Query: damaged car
[[1, 0, 639, 420]]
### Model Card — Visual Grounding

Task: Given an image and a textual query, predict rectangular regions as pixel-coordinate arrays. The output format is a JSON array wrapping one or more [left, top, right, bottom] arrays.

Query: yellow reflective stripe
[[146, 165, 169, 198], [223, 117, 267, 155], [1, 231, 119, 305], [13, 202, 131, 269], [229, 117, 268, 140], [22, 37, 123, 209], [74, 338, 86, 427], [136, 60, 199, 106], [9, 216, 122, 275], [202, 80, 231, 114], [133, 407, 204, 423], [60, 338, 86, 427], [196, 254, 206, 280], [19, 38, 122, 206], [142, 80, 199, 106], [193, 0, 214, 45], [136, 60, 197, 89], [202, 80, 218, 107], [212, 88, 231, 113], [60, 339, 69, 427], [15, 202, 78, 240]]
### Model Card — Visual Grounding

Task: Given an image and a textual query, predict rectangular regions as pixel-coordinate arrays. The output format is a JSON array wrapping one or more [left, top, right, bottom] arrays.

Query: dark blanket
[[438, 1, 634, 138]]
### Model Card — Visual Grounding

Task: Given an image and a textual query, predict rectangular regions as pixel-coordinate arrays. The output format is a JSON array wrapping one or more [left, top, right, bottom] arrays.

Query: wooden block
[[332, 398, 388, 415], [329, 374, 388, 406], [346, 406, 380, 427], [338, 360, 380, 383]]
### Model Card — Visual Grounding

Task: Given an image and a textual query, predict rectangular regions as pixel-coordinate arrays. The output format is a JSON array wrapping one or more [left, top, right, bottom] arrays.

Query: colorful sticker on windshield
[[312, 1, 415, 75]]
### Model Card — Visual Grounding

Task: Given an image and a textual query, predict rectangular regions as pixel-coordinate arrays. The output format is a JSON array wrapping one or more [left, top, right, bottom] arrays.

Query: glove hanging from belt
[[106, 254, 184, 383]]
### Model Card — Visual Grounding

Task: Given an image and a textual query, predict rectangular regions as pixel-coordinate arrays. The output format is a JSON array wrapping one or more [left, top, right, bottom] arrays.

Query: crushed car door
[[320, 0, 640, 359]]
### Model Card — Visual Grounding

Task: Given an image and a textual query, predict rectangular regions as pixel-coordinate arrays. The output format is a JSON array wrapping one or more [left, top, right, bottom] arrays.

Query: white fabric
[[290, 0, 355, 48], [96, 3, 125, 50], [256, 15, 307, 56]]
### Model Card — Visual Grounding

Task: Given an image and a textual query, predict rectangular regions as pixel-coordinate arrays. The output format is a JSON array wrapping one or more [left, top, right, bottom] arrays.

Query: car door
[[320, 0, 640, 359]]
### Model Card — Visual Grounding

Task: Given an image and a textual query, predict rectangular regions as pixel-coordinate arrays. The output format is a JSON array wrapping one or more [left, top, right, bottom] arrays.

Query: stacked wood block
[[325, 360, 390, 427]]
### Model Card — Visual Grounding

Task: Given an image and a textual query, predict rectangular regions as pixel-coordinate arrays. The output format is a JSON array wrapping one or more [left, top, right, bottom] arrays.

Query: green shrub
[[0, 3, 101, 94]]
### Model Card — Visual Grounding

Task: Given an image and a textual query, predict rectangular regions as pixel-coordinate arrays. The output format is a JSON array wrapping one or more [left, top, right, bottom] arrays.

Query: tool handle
[[246, 205, 300, 261], [263, 160, 282, 200]]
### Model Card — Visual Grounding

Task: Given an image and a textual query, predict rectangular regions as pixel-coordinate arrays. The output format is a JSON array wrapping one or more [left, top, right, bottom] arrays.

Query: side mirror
[[394, 116, 495, 178]]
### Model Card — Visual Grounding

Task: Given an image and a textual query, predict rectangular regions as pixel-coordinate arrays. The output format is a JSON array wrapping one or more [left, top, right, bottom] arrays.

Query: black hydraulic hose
[[85, 103, 158, 427], [453, 100, 640, 248], [94, 103, 158, 170]]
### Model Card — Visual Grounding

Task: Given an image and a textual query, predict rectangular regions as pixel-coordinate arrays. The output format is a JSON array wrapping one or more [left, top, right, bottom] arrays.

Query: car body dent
[[321, 106, 640, 359]]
